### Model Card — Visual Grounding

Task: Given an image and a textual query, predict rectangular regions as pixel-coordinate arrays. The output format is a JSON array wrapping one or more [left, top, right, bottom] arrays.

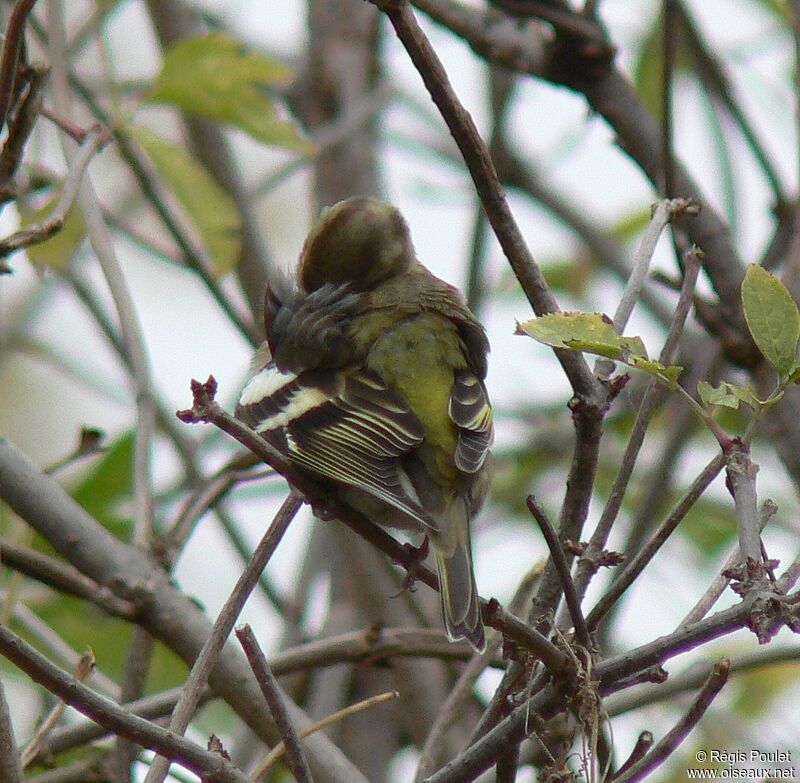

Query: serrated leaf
[[17, 189, 85, 270], [518, 312, 624, 359], [130, 126, 241, 277], [149, 32, 312, 153], [741, 264, 800, 376]]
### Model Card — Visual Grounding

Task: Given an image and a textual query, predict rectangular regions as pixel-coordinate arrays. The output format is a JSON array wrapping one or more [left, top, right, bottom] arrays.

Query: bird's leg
[[396, 536, 430, 593]]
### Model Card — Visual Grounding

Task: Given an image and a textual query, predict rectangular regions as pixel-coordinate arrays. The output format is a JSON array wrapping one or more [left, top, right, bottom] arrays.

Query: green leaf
[[517, 312, 623, 358], [12, 594, 187, 694], [628, 355, 683, 387], [71, 431, 134, 537], [517, 312, 682, 383], [697, 380, 774, 411], [149, 32, 312, 153], [698, 380, 741, 409], [609, 206, 652, 241], [17, 189, 85, 270], [632, 10, 693, 118], [741, 264, 800, 376], [130, 126, 241, 277]]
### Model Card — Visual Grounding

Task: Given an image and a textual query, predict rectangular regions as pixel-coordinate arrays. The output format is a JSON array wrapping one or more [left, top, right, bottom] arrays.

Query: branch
[[526, 495, 591, 650], [576, 248, 706, 613], [142, 493, 302, 783], [0, 0, 37, 130], [0, 437, 371, 783], [611, 658, 730, 783], [178, 377, 573, 677], [0, 541, 136, 619], [0, 125, 109, 260], [0, 623, 252, 783], [585, 452, 726, 630], [236, 624, 313, 783], [370, 0, 603, 404]]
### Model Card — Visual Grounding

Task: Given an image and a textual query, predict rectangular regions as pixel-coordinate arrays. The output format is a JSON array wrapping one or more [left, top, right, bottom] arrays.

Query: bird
[[235, 197, 493, 651]]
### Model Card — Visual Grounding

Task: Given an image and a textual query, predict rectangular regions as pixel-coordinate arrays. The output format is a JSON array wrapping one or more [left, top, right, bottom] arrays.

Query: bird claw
[[394, 537, 430, 594]]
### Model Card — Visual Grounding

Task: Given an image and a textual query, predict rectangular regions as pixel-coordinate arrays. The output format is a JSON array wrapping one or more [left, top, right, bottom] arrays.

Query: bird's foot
[[395, 537, 430, 594]]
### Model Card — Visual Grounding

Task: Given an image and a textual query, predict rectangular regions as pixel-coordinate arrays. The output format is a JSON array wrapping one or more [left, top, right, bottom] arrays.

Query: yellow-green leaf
[[17, 189, 85, 270], [130, 126, 241, 277], [517, 312, 624, 359], [149, 32, 312, 154], [628, 356, 683, 387], [741, 264, 800, 376], [698, 380, 741, 409]]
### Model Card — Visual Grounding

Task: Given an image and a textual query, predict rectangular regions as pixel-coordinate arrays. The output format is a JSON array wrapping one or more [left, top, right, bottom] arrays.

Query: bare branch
[[370, 0, 603, 404], [143, 493, 302, 783], [0, 125, 109, 261], [0, 623, 253, 783], [611, 658, 729, 783], [0, 0, 37, 130], [237, 624, 314, 783]]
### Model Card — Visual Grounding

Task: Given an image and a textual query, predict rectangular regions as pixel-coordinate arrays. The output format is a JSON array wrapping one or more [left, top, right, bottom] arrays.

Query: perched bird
[[235, 197, 493, 651]]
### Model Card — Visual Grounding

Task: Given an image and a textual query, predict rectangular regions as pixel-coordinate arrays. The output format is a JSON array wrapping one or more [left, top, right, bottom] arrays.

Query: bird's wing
[[449, 368, 494, 473], [236, 366, 437, 529]]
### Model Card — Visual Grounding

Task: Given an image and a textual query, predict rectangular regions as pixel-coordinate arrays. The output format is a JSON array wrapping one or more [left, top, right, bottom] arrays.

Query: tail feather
[[434, 540, 486, 653]]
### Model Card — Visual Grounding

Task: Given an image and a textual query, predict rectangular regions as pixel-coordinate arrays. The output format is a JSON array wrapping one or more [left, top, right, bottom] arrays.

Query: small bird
[[235, 197, 493, 651]]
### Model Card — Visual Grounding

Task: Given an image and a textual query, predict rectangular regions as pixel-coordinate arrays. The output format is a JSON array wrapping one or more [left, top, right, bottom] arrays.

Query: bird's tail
[[433, 528, 486, 653]]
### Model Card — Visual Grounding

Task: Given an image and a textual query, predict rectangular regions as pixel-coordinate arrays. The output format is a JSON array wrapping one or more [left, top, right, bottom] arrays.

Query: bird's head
[[298, 197, 416, 293]]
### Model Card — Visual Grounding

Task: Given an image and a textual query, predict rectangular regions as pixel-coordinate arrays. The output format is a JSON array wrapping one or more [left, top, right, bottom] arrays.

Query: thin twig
[[605, 644, 799, 717], [611, 659, 730, 783], [0, 125, 109, 259], [526, 495, 591, 650], [66, 73, 261, 347], [371, 0, 602, 404], [178, 376, 574, 676], [676, 0, 786, 205], [428, 602, 748, 783], [47, 3, 157, 551], [21, 649, 95, 768], [142, 492, 302, 783], [574, 247, 704, 607], [64, 268, 201, 478], [681, 499, 777, 627], [609, 732, 654, 781], [586, 452, 726, 630], [236, 624, 314, 783], [0, 438, 370, 783], [660, 1, 677, 199], [250, 692, 399, 782], [0, 0, 38, 130], [0, 541, 136, 618], [0, 598, 120, 697], [415, 561, 542, 783], [612, 199, 699, 338]]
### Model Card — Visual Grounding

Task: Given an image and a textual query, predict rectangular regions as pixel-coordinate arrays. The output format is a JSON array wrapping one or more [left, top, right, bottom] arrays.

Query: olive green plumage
[[236, 197, 493, 651]]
